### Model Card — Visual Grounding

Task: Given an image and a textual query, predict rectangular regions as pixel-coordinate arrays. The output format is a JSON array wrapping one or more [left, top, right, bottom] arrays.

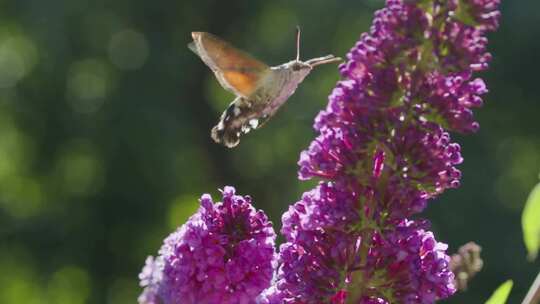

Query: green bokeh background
[[0, 0, 538, 303]]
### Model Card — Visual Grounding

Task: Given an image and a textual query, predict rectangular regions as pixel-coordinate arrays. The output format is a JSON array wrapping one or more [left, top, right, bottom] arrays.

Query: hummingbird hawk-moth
[[188, 28, 341, 148]]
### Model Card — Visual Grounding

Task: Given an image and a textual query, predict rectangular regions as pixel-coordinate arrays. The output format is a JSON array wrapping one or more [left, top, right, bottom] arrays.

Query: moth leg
[[252, 115, 270, 129]]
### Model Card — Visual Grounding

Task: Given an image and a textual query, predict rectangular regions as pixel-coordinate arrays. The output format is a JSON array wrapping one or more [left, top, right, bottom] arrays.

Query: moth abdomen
[[211, 101, 248, 148], [211, 123, 240, 148]]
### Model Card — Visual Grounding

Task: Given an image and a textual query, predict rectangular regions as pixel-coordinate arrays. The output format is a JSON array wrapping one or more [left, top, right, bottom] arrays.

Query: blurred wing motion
[[189, 32, 270, 97]]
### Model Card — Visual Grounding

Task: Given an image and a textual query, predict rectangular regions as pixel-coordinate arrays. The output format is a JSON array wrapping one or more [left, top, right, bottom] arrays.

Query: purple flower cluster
[[364, 220, 455, 303], [138, 187, 276, 304], [267, 187, 456, 303], [138, 0, 500, 303], [272, 0, 499, 303]]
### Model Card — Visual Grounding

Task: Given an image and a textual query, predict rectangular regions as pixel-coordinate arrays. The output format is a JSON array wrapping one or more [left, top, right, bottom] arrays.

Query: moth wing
[[190, 32, 270, 97], [187, 41, 198, 55]]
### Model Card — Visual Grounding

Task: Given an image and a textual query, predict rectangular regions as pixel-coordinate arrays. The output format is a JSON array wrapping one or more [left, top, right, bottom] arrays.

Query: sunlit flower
[[274, 0, 499, 302], [138, 187, 276, 304]]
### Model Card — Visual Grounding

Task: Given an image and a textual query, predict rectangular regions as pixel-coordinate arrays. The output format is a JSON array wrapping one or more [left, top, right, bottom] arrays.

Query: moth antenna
[[296, 25, 301, 61]]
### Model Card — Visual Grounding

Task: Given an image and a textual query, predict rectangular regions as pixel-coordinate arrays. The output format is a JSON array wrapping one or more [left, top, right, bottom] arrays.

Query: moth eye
[[292, 63, 302, 71]]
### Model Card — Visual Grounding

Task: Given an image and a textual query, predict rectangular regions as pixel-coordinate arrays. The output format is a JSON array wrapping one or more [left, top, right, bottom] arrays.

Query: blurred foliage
[[485, 280, 513, 304], [523, 181, 540, 261], [0, 0, 538, 303]]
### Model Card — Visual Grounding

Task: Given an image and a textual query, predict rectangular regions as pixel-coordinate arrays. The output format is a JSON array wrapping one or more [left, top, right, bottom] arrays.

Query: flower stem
[[522, 271, 540, 304]]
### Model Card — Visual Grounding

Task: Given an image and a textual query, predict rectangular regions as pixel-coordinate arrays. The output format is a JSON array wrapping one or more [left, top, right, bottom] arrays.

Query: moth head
[[291, 61, 312, 72]]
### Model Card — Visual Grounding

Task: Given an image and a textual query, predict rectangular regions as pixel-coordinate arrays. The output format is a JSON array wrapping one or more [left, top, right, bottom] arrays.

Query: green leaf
[[454, 0, 477, 27], [485, 280, 513, 304], [523, 182, 540, 261]]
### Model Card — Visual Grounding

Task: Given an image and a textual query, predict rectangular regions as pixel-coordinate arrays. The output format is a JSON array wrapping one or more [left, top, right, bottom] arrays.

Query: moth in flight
[[188, 28, 341, 148]]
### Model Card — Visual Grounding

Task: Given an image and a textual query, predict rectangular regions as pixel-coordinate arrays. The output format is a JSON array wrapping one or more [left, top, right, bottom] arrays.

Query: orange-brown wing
[[189, 32, 270, 97]]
